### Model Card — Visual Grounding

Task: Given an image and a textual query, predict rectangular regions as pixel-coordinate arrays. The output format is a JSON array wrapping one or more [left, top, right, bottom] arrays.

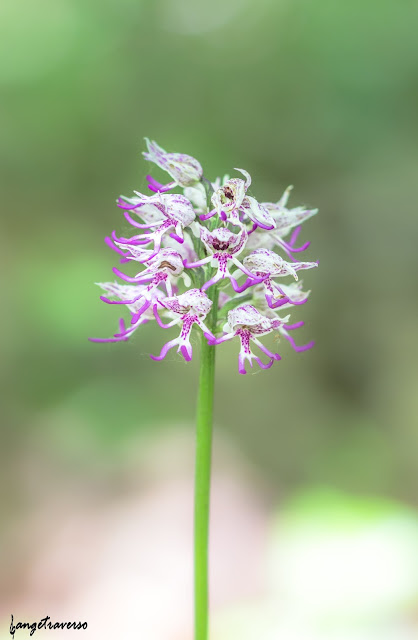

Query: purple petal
[[112, 267, 153, 283], [253, 356, 274, 370], [180, 344, 193, 362], [284, 321, 304, 330], [123, 211, 159, 229], [169, 232, 184, 244], [104, 236, 129, 256], [199, 209, 216, 221], [150, 338, 179, 361], [266, 294, 290, 309], [230, 276, 258, 293], [131, 299, 151, 323], [153, 304, 175, 329], [283, 333, 315, 352]]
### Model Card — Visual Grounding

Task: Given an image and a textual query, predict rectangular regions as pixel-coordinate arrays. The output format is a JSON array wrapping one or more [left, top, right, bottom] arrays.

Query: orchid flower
[[242, 248, 317, 308], [151, 289, 215, 362], [206, 169, 275, 230], [183, 226, 262, 292], [116, 192, 196, 257], [143, 138, 203, 191], [110, 248, 188, 322], [209, 304, 289, 374]]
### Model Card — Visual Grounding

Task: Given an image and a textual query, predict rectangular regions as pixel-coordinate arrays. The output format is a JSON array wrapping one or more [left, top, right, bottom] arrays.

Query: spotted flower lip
[[209, 304, 285, 374], [242, 248, 317, 308], [151, 289, 215, 362], [183, 226, 263, 292], [211, 168, 250, 218], [243, 248, 317, 279], [209, 169, 275, 230], [91, 139, 319, 373], [143, 138, 203, 189]]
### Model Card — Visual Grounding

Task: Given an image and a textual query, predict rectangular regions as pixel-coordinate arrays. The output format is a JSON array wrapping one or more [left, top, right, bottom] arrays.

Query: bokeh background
[[1, 0, 418, 638]]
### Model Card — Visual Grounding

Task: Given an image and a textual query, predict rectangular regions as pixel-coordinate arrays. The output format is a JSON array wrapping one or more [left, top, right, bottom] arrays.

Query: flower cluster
[[90, 139, 318, 374]]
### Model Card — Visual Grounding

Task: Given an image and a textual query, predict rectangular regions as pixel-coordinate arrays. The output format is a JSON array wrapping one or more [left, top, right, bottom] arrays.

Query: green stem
[[194, 287, 218, 640]]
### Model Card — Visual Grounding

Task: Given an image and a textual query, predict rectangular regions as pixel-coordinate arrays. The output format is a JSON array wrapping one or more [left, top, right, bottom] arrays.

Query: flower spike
[[91, 139, 318, 371]]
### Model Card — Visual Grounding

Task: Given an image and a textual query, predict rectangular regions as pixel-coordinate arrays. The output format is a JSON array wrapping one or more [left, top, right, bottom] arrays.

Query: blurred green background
[[1, 0, 418, 637]]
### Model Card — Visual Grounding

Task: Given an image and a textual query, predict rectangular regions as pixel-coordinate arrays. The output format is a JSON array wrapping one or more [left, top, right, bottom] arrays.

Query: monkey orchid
[[89, 138, 319, 640], [151, 289, 215, 362], [242, 248, 318, 308], [183, 226, 263, 292], [209, 305, 288, 374], [115, 192, 196, 257], [144, 138, 203, 191]]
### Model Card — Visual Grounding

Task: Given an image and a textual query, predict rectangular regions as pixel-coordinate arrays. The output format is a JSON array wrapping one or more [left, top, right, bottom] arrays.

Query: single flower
[[151, 289, 215, 362], [115, 192, 196, 257], [210, 304, 288, 374], [143, 138, 203, 190], [183, 226, 261, 291], [111, 248, 187, 321], [242, 248, 317, 307]]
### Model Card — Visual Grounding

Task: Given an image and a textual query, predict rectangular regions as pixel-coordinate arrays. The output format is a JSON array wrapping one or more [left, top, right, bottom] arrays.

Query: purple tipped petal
[[105, 236, 129, 256], [290, 225, 302, 245], [199, 209, 216, 221], [284, 321, 305, 330], [88, 335, 128, 343], [113, 267, 153, 283], [146, 175, 175, 193], [169, 232, 184, 244], [238, 354, 247, 375], [153, 304, 177, 329], [253, 356, 274, 370], [183, 256, 212, 269], [117, 199, 146, 211], [230, 276, 258, 293], [266, 294, 290, 309], [111, 230, 151, 246], [180, 344, 193, 362], [289, 240, 311, 253], [123, 211, 159, 229], [255, 220, 275, 231], [150, 338, 179, 361], [283, 333, 315, 352], [253, 339, 281, 360], [131, 299, 151, 323], [100, 294, 144, 305], [201, 272, 222, 291]]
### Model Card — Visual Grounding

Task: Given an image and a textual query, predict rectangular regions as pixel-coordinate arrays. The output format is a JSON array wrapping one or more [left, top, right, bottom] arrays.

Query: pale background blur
[[1, 0, 418, 638]]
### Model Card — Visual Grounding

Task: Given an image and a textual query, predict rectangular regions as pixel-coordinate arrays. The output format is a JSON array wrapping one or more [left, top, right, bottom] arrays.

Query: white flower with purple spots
[[143, 138, 203, 191], [210, 305, 287, 374], [151, 289, 215, 362], [90, 140, 319, 374], [183, 226, 261, 292], [242, 248, 318, 308], [207, 169, 275, 230], [115, 192, 196, 258]]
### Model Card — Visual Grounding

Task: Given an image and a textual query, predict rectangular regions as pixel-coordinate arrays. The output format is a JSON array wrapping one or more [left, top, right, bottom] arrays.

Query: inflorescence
[[90, 139, 318, 374]]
